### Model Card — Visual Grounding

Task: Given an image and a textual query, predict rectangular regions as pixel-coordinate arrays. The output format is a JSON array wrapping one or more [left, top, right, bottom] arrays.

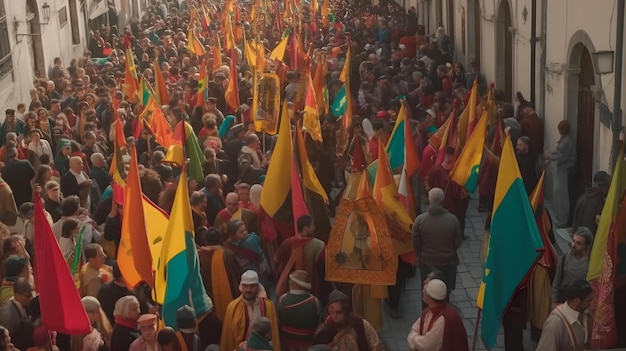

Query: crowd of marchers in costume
[[0, 0, 623, 350]]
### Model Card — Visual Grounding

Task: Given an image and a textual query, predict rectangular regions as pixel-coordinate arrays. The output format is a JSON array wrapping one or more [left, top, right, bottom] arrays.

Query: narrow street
[[377, 194, 538, 351]]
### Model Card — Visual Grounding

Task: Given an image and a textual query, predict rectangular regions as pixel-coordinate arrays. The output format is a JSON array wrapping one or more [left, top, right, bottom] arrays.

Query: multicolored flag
[[196, 59, 208, 107], [155, 166, 210, 329], [303, 73, 322, 142], [153, 58, 170, 105], [187, 25, 206, 56], [456, 79, 478, 149], [587, 146, 625, 348], [225, 50, 239, 112], [477, 135, 543, 348]]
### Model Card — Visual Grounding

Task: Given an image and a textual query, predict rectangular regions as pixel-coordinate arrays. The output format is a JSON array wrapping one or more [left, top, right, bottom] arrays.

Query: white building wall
[[425, 0, 623, 173], [543, 0, 616, 172], [0, 0, 87, 122]]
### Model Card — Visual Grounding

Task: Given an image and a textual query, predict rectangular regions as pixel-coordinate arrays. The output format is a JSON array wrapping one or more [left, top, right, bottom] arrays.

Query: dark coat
[[1, 159, 35, 207]]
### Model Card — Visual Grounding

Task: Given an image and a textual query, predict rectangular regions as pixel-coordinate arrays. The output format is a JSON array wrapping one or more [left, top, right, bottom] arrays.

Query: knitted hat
[[4, 255, 29, 281], [289, 270, 312, 290], [327, 290, 349, 306], [176, 305, 196, 326], [425, 279, 448, 300]]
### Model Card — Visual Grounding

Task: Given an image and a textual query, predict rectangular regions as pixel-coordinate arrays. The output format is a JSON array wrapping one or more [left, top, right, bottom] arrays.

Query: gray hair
[[428, 188, 445, 208], [573, 227, 593, 246], [90, 152, 104, 165]]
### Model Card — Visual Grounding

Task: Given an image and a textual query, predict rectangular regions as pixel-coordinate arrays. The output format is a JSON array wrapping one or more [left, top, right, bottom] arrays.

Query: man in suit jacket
[[61, 156, 93, 210], [1, 148, 35, 207], [0, 277, 35, 350]]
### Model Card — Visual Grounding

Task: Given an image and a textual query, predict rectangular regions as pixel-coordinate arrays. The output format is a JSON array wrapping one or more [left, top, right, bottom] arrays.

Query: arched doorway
[[496, 0, 512, 101], [26, 0, 45, 78], [567, 44, 596, 197], [468, 0, 481, 69]]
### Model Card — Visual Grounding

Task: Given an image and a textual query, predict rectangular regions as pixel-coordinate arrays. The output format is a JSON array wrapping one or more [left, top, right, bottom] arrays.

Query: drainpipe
[[530, 0, 537, 103], [612, 0, 624, 169], [539, 0, 547, 119]]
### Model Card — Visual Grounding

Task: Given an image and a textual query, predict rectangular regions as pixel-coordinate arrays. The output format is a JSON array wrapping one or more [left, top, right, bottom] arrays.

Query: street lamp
[[592, 50, 615, 75], [41, 2, 51, 24]]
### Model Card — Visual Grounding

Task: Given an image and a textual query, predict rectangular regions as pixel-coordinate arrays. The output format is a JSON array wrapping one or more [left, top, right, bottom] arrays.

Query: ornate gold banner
[[326, 196, 398, 285], [252, 72, 281, 134]]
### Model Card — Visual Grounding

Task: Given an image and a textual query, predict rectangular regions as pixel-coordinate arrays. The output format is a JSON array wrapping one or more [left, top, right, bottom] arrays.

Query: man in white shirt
[[537, 279, 593, 351], [407, 279, 468, 351]]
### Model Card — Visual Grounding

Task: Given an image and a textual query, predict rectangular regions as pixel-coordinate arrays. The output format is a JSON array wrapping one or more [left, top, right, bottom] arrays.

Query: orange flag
[[153, 58, 170, 105], [225, 50, 239, 112], [303, 72, 322, 142], [118, 144, 154, 288]]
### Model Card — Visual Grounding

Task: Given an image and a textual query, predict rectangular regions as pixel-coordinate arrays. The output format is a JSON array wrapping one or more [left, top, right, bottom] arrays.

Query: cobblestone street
[[377, 194, 538, 351]]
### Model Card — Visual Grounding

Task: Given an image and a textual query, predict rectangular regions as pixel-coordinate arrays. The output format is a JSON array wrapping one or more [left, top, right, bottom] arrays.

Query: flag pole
[[471, 308, 482, 351], [263, 132, 266, 155]]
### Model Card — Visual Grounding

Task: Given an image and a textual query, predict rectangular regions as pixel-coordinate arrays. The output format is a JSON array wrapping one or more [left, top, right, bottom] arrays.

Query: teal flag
[[331, 84, 347, 117]]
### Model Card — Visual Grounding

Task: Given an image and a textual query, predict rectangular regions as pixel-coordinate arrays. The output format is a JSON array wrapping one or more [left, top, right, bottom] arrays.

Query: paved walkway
[[377, 194, 538, 351]]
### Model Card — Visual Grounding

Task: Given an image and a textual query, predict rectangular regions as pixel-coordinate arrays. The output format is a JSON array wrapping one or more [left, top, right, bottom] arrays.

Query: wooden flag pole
[[471, 308, 482, 351]]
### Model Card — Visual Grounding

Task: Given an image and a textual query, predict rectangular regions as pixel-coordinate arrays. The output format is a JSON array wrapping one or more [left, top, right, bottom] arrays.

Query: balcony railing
[[0, 52, 13, 80]]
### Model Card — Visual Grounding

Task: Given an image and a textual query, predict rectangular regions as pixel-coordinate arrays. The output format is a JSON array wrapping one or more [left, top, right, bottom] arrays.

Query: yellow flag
[[269, 34, 289, 62]]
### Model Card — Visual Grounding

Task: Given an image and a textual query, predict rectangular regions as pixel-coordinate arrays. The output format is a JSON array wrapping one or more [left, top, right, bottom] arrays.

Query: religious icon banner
[[253, 72, 281, 134], [326, 196, 397, 285]]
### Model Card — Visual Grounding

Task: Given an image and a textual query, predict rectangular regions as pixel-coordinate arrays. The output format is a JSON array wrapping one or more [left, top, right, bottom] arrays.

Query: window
[[0, 0, 13, 80], [69, 0, 80, 45], [59, 6, 68, 27]]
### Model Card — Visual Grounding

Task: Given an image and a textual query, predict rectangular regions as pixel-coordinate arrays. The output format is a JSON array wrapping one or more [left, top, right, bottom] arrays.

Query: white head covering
[[425, 279, 448, 300], [250, 184, 263, 206], [113, 295, 139, 318]]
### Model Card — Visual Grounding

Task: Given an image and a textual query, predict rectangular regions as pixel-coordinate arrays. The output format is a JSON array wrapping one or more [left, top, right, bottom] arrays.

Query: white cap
[[241, 270, 259, 285], [425, 279, 447, 300]]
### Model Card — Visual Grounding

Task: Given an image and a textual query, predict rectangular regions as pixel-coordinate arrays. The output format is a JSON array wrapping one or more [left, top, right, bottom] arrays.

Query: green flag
[[331, 84, 347, 117], [71, 225, 86, 276]]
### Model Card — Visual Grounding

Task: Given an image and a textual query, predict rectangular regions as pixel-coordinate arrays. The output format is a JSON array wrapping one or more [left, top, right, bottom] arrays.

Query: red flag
[[33, 192, 91, 335]]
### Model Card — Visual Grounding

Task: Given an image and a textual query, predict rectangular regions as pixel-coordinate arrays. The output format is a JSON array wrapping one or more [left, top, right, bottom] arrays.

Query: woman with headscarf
[[53, 139, 72, 176], [72, 296, 112, 351], [109, 295, 141, 351]]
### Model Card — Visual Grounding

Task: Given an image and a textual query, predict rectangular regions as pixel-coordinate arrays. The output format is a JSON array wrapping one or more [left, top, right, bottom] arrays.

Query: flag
[[201, 4, 212, 28], [122, 36, 139, 103], [138, 94, 175, 147], [527, 171, 559, 333], [373, 138, 413, 255], [436, 102, 458, 165], [196, 59, 208, 107], [155, 167, 210, 329], [269, 30, 290, 61], [331, 84, 347, 117], [396, 103, 420, 219], [71, 225, 86, 276], [142, 195, 169, 271], [588, 146, 626, 280], [313, 52, 328, 114], [109, 102, 127, 205], [139, 76, 151, 107], [586, 147, 625, 348], [260, 104, 295, 232], [477, 135, 543, 348], [224, 14, 235, 52], [386, 103, 411, 171], [457, 79, 478, 149], [450, 108, 488, 192], [187, 26, 206, 56], [33, 192, 92, 335], [295, 124, 332, 241], [335, 48, 352, 155], [303, 73, 322, 142], [167, 121, 206, 182], [225, 50, 239, 112], [153, 59, 170, 105], [118, 144, 154, 288], [212, 35, 223, 73]]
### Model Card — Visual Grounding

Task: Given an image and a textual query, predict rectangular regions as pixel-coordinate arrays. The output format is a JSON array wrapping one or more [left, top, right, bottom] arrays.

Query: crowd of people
[[0, 0, 622, 350]]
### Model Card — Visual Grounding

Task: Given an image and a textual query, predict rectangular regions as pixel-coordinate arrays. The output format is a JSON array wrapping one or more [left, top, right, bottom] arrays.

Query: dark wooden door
[[576, 88, 594, 197]]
